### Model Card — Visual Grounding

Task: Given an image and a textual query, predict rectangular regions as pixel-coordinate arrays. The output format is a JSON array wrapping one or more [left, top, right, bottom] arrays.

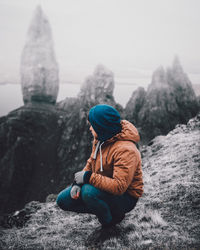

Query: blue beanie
[[88, 104, 121, 142]]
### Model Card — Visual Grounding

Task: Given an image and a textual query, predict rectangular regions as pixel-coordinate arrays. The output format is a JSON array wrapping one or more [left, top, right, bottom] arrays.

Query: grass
[[0, 115, 200, 249]]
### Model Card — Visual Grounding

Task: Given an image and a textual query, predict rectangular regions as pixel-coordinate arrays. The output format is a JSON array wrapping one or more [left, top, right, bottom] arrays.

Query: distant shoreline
[[0, 81, 148, 86]]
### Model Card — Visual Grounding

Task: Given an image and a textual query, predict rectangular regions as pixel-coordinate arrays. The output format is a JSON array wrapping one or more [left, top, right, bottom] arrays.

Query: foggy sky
[[0, 0, 200, 86]]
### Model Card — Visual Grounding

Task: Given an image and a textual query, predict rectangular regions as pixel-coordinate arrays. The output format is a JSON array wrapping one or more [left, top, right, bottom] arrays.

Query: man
[[56, 104, 143, 229]]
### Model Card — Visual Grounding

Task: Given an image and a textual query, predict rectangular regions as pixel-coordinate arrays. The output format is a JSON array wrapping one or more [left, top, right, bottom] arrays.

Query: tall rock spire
[[20, 5, 59, 104], [125, 56, 199, 143]]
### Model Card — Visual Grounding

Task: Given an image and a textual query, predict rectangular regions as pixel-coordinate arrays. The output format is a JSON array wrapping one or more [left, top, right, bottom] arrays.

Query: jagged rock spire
[[148, 66, 168, 92], [172, 55, 184, 74], [20, 5, 59, 104], [125, 56, 199, 143], [79, 64, 115, 104]]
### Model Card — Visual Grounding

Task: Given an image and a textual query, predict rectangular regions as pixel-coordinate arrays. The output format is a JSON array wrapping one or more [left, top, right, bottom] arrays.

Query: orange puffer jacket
[[83, 120, 144, 198]]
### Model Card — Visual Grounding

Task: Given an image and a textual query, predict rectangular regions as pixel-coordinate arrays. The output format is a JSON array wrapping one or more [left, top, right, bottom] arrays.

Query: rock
[[0, 104, 61, 214], [187, 113, 200, 129], [20, 5, 59, 104], [0, 201, 41, 228], [125, 87, 146, 128], [0, 114, 199, 249], [125, 57, 200, 143], [76, 64, 119, 108], [0, 100, 88, 214], [166, 56, 199, 121], [79, 64, 116, 105], [78, 64, 124, 118], [46, 194, 57, 202]]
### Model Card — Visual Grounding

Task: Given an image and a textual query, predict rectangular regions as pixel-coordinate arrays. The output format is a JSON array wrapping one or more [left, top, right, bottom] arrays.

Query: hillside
[[0, 114, 199, 249]]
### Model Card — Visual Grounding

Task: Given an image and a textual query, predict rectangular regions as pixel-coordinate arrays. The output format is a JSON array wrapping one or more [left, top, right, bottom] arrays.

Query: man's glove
[[74, 171, 86, 184], [70, 185, 81, 199], [74, 170, 92, 185]]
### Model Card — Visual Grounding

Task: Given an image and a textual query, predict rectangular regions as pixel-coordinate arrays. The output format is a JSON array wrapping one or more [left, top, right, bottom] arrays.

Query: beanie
[[88, 104, 121, 142]]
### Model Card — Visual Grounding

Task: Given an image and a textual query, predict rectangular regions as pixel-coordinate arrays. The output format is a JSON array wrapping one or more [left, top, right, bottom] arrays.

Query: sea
[[0, 83, 142, 117]]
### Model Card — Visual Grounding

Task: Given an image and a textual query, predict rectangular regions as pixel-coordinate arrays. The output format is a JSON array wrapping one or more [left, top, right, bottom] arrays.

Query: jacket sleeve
[[83, 157, 93, 171], [89, 144, 138, 195], [83, 140, 96, 171]]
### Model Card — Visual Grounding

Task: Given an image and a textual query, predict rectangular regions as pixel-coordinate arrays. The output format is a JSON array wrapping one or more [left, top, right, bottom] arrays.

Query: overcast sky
[[0, 0, 200, 87]]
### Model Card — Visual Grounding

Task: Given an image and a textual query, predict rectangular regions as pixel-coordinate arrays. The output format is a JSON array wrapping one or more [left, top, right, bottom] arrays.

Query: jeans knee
[[56, 193, 65, 209], [81, 184, 96, 203], [56, 187, 72, 211]]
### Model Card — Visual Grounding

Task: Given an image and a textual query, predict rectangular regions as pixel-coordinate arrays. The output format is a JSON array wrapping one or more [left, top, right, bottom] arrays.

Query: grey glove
[[70, 185, 81, 199], [74, 171, 86, 184]]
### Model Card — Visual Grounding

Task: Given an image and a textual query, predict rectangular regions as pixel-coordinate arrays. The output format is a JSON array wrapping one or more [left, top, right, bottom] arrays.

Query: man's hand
[[74, 171, 86, 184], [70, 185, 81, 199]]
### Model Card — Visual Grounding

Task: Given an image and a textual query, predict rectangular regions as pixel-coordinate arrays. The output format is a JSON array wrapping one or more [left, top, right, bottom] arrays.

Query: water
[[0, 84, 24, 117], [0, 83, 139, 117]]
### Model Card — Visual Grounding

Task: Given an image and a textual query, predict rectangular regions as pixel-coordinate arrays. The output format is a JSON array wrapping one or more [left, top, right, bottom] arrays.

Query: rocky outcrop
[[166, 56, 199, 121], [125, 86, 146, 126], [125, 57, 199, 143], [0, 104, 62, 214], [79, 65, 117, 106], [0, 114, 199, 249], [20, 6, 59, 104], [0, 101, 95, 214], [0, 201, 42, 228], [0, 6, 61, 214]]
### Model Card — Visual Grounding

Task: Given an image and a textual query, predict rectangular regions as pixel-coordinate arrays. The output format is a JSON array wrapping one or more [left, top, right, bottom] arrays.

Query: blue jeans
[[56, 184, 138, 225]]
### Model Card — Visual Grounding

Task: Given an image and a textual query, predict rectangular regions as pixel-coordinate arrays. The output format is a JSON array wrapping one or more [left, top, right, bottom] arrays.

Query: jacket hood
[[92, 120, 140, 172], [92, 119, 140, 173], [108, 120, 140, 143]]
